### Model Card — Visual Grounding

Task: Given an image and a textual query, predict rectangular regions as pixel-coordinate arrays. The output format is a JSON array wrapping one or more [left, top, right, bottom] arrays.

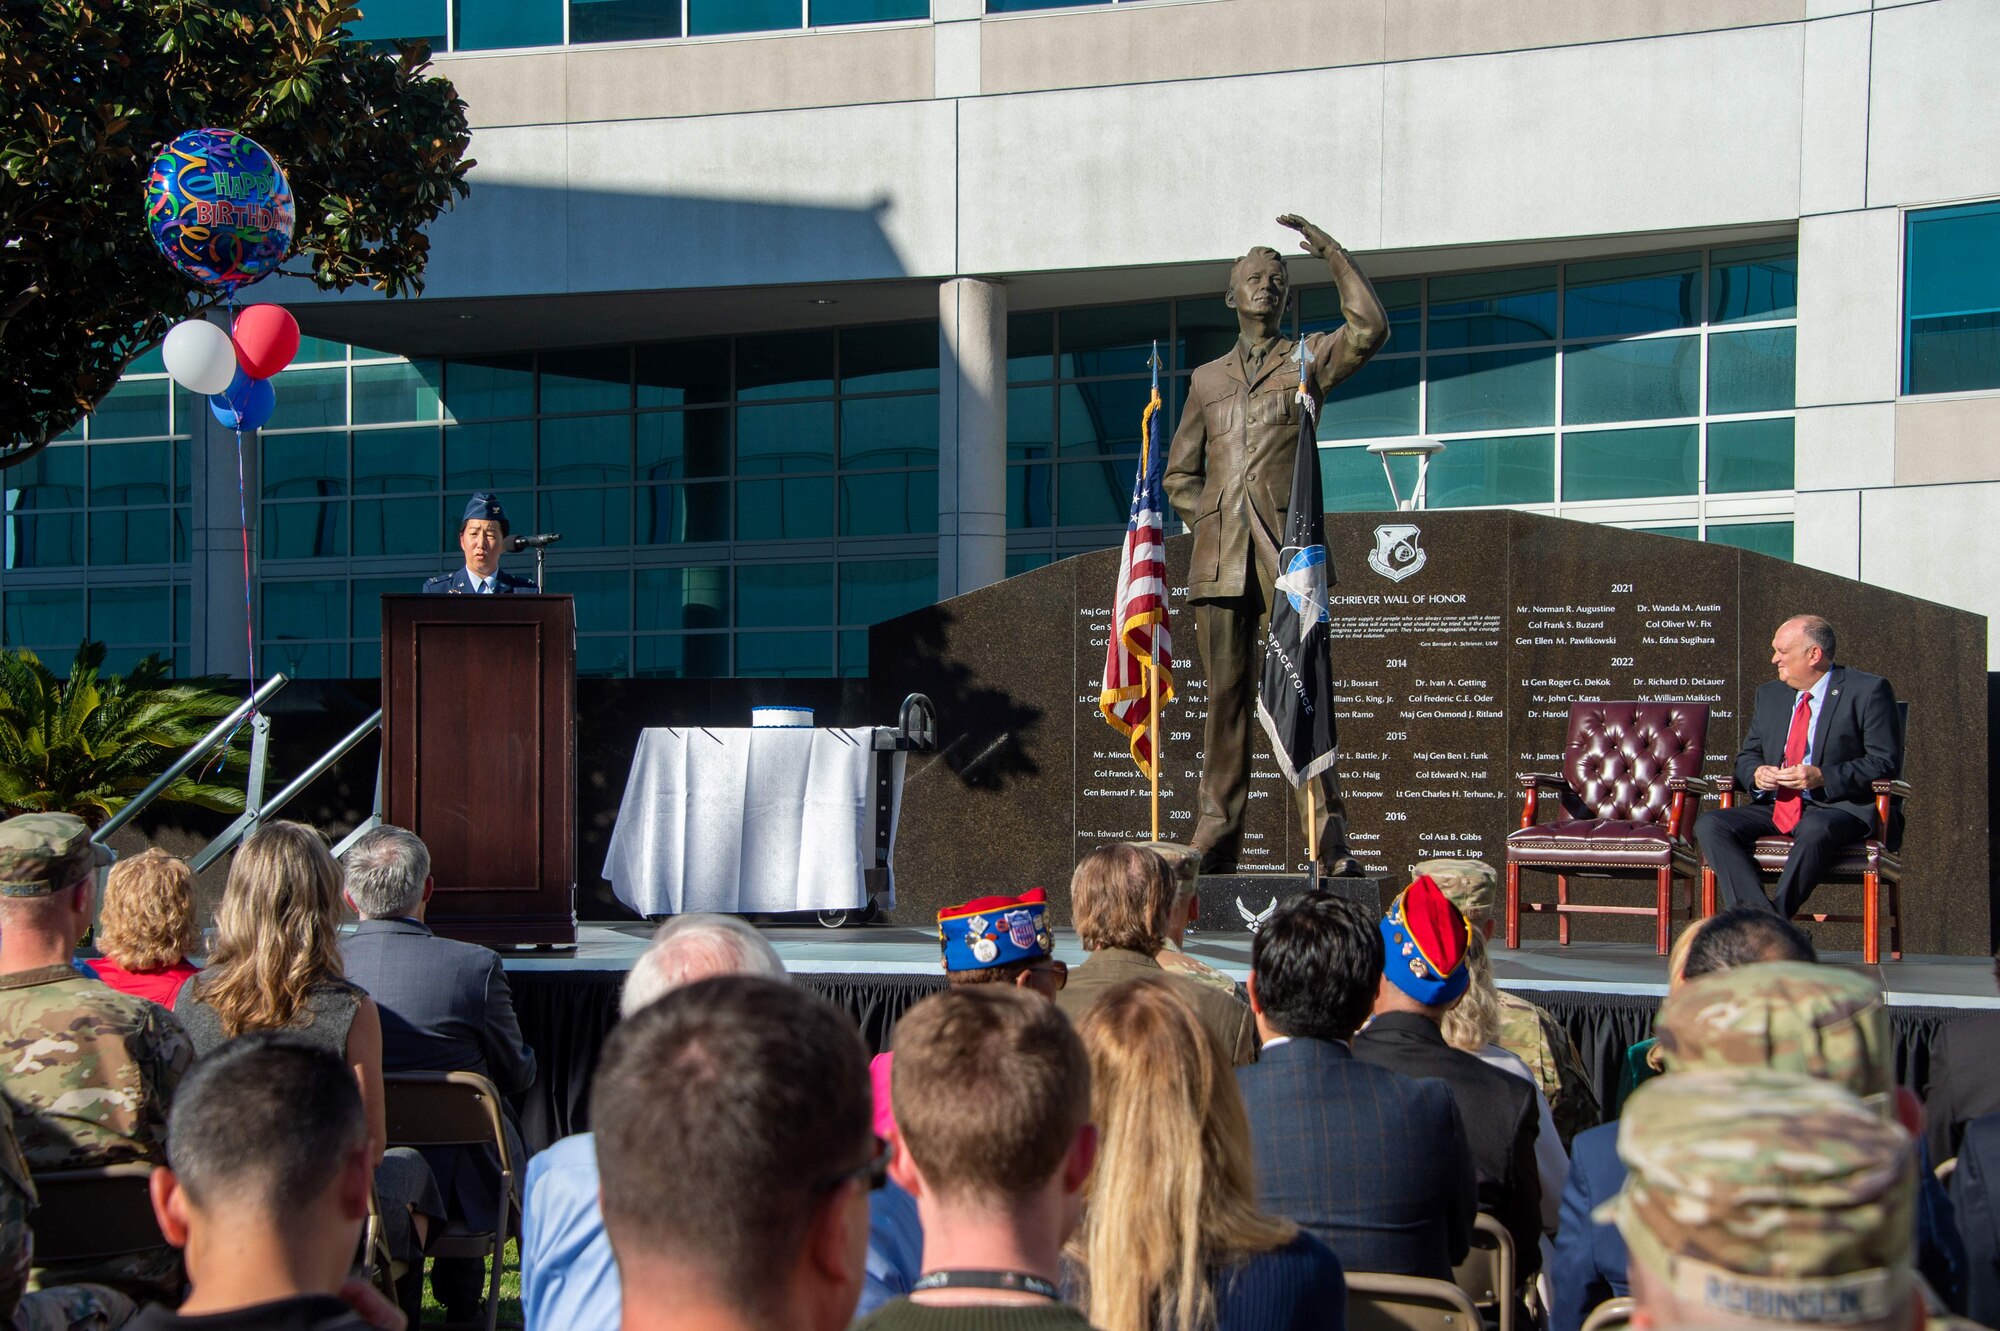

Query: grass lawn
[[418, 1239, 523, 1327]]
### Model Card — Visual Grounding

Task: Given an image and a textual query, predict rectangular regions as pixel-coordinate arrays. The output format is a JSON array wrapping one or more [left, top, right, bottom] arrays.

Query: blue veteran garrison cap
[[938, 888, 1053, 972], [461, 492, 508, 525], [1380, 875, 1473, 1007]]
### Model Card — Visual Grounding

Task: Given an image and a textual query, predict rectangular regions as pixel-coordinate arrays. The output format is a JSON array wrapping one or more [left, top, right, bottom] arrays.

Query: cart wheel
[[816, 909, 852, 929]]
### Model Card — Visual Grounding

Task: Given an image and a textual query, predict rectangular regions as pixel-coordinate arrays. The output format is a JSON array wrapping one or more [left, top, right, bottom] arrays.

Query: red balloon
[[231, 304, 301, 379]]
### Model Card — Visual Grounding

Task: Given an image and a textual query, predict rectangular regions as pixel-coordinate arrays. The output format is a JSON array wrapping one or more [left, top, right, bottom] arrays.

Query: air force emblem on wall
[[1274, 544, 1331, 624], [1366, 523, 1427, 583]]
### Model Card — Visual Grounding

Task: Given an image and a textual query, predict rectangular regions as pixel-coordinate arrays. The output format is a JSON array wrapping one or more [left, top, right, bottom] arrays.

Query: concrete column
[[186, 309, 255, 678], [938, 277, 1007, 598]]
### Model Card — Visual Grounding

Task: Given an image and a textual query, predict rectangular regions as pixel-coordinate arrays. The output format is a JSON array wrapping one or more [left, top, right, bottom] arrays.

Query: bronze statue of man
[[1165, 214, 1388, 877]]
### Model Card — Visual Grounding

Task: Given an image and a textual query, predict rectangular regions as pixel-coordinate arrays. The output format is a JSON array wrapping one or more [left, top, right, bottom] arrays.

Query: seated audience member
[[1056, 844, 1254, 1066], [91, 849, 201, 1008], [132, 1034, 404, 1331], [174, 823, 441, 1294], [1949, 1109, 2000, 1325], [1237, 891, 1475, 1280], [1607, 1069, 1944, 1331], [338, 825, 536, 1325], [1352, 877, 1542, 1282], [1612, 915, 1710, 1113], [1922, 951, 2000, 1167], [1072, 977, 1345, 1331], [858, 985, 1096, 1329], [0, 812, 192, 1302], [2, 1094, 135, 1331], [1422, 859, 1598, 1145], [1145, 846, 1238, 997], [520, 915, 783, 1331], [593, 976, 876, 1331]]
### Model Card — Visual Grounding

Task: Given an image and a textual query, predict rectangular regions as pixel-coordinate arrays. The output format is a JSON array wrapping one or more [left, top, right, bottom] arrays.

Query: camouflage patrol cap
[[1416, 859, 1496, 925], [0, 812, 98, 899], [1602, 1069, 1916, 1325], [1656, 961, 1892, 1102]]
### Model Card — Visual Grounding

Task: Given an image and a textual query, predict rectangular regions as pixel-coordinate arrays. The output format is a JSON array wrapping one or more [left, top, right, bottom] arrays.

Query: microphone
[[508, 533, 563, 551]]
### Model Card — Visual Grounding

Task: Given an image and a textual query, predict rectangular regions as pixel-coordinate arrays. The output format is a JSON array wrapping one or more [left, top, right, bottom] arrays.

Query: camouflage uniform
[[0, 814, 189, 1303], [3, 1096, 135, 1331], [1655, 961, 1892, 1102], [1419, 858, 1601, 1145], [1603, 1070, 1917, 1326], [1149, 842, 1245, 998]]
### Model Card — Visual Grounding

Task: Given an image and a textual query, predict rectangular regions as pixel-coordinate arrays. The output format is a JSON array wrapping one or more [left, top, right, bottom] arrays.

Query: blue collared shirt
[[520, 1134, 618, 1331]]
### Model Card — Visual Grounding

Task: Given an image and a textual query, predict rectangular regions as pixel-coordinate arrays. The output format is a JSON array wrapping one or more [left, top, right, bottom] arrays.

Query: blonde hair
[[1646, 916, 1711, 1073], [1070, 978, 1296, 1331], [1072, 843, 1174, 955], [97, 848, 198, 973], [1441, 930, 1503, 1054], [188, 821, 347, 1038]]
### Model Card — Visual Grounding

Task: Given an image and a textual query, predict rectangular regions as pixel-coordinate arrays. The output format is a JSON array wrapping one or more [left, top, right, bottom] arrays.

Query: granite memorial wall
[[873, 510, 1992, 954]]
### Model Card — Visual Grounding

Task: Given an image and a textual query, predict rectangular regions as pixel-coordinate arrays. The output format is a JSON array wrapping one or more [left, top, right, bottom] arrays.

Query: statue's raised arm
[[1277, 213, 1388, 390]]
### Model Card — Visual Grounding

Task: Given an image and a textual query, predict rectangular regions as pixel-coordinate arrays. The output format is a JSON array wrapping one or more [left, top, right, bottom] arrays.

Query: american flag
[[1097, 344, 1176, 779]]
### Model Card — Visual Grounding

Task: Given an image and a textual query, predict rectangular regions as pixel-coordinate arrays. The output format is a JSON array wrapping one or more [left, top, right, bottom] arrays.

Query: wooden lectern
[[380, 595, 576, 946]]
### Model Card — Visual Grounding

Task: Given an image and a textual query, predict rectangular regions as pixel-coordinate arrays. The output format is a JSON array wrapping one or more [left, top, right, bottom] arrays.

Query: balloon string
[[228, 291, 258, 708]]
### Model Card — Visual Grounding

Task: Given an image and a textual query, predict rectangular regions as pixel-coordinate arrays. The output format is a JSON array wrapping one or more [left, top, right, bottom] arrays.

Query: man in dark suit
[[1237, 891, 1475, 1280], [1353, 877, 1543, 1282], [1695, 614, 1902, 918], [1951, 1109, 2000, 1326], [423, 491, 537, 594], [339, 823, 537, 1324], [1923, 956, 2000, 1166]]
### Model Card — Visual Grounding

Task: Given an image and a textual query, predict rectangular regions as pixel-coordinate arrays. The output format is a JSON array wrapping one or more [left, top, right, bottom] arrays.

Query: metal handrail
[[190, 707, 383, 872], [90, 673, 290, 847]]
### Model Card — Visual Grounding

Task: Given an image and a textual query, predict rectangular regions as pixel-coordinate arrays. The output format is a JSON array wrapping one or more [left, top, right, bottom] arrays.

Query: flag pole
[[1306, 781, 1318, 870], [1148, 660, 1161, 842]]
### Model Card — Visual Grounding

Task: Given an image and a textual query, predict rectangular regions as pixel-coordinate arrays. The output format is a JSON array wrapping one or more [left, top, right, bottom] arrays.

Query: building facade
[[6, 0, 1998, 676]]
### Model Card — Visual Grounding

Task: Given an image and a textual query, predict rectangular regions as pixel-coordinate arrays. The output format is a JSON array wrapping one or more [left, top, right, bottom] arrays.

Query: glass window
[[638, 482, 730, 544], [1319, 446, 1404, 512], [1564, 253, 1701, 339], [841, 323, 938, 393], [737, 331, 834, 401], [574, 636, 630, 678], [841, 394, 937, 468], [91, 509, 174, 565], [353, 498, 439, 556], [127, 344, 167, 375], [636, 340, 730, 407], [263, 431, 348, 500], [570, 0, 681, 38], [1007, 387, 1054, 462], [263, 502, 346, 560], [735, 476, 833, 540], [1318, 355, 1420, 441], [1056, 458, 1134, 526], [839, 558, 935, 625], [295, 336, 347, 364], [263, 579, 345, 642], [838, 628, 868, 678], [1905, 203, 2000, 394], [736, 563, 833, 628], [1301, 278, 1422, 350], [1008, 313, 1054, 383], [6, 447, 85, 508], [555, 569, 630, 634], [1006, 551, 1052, 576], [812, 0, 924, 21], [352, 360, 441, 425], [637, 566, 730, 631], [90, 586, 171, 645], [3, 588, 84, 647], [635, 633, 730, 678], [540, 487, 630, 547], [735, 631, 833, 677], [88, 379, 171, 440], [445, 420, 535, 490], [841, 471, 936, 536], [1175, 296, 1237, 372], [737, 401, 834, 474], [541, 414, 632, 486], [174, 441, 191, 502], [265, 641, 346, 679], [1427, 348, 1555, 432], [1707, 418, 1794, 494], [1426, 434, 1555, 508], [1058, 303, 1169, 378], [986, 0, 1096, 12], [1707, 521, 1793, 560], [1708, 327, 1796, 415], [454, 0, 562, 48], [1711, 242, 1798, 325], [351, 577, 406, 643], [90, 442, 173, 507], [1009, 463, 1052, 529], [638, 409, 731, 480], [540, 348, 633, 415], [1562, 336, 1700, 424], [349, 0, 447, 44], [1561, 424, 1699, 501], [1427, 268, 1556, 348], [5, 513, 84, 567], [1059, 380, 1152, 457], [444, 356, 534, 421], [267, 367, 347, 431], [354, 427, 440, 494]]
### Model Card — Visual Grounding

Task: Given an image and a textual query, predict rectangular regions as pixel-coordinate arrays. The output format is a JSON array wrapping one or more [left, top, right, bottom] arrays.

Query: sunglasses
[[1031, 958, 1069, 991], [815, 1133, 891, 1194]]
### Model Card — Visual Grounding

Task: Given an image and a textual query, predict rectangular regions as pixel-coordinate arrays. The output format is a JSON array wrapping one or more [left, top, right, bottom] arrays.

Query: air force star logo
[[1366, 523, 1427, 583], [1275, 544, 1331, 624]]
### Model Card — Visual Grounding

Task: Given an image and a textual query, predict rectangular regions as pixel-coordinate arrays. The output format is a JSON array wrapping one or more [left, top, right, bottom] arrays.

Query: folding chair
[[383, 1071, 518, 1331], [1348, 1271, 1486, 1331], [1452, 1214, 1517, 1331], [1581, 1296, 1637, 1331], [26, 1162, 165, 1266]]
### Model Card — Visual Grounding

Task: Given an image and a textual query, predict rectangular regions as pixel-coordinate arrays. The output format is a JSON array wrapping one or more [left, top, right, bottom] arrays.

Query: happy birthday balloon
[[145, 129, 295, 292]]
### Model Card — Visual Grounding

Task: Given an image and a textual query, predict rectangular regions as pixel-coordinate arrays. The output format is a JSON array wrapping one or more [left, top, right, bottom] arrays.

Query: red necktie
[[1773, 693, 1812, 834]]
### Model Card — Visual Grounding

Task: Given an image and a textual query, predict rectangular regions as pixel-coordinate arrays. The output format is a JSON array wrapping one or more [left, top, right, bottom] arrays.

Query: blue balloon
[[211, 372, 277, 432]]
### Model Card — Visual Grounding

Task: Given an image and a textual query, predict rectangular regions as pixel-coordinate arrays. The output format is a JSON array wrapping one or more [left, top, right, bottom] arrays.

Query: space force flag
[[1097, 344, 1176, 779], [1256, 340, 1339, 786]]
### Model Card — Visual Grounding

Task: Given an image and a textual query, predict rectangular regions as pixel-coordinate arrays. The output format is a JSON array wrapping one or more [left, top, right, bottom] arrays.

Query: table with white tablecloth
[[601, 726, 904, 918]]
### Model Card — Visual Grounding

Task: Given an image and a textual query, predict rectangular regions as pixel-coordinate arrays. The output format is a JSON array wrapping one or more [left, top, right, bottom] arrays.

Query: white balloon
[[160, 320, 237, 396]]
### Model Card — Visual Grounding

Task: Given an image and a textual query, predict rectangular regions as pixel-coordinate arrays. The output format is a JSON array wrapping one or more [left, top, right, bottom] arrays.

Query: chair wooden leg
[[1505, 863, 1521, 948], [1889, 879, 1903, 961], [1701, 867, 1717, 918], [1557, 874, 1570, 946], [1862, 871, 1880, 967], [1656, 869, 1673, 955]]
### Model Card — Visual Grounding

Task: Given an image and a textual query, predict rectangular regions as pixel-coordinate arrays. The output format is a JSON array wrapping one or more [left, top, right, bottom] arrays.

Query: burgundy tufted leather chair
[[1504, 702, 1711, 954]]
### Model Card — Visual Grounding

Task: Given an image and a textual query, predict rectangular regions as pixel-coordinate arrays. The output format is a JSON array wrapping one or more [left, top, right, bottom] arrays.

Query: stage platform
[[498, 923, 2000, 1152]]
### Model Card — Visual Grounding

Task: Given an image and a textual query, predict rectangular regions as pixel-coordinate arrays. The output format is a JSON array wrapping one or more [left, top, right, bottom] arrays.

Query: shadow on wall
[[874, 604, 1044, 794]]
